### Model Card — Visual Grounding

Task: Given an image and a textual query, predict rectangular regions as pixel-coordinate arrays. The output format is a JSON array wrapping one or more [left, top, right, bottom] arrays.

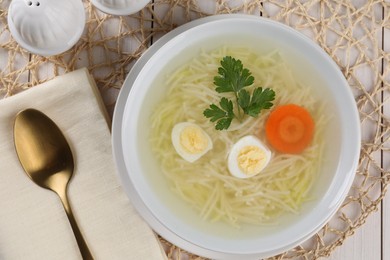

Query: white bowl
[[112, 14, 360, 259], [90, 0, 150, 15]]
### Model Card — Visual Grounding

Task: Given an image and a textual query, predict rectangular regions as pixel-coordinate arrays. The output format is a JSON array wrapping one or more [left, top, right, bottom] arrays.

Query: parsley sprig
[[204, 56, 276, 130]]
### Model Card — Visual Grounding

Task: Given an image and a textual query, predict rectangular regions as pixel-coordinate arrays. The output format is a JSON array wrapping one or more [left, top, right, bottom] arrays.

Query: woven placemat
[[1, 0, 389, 259]]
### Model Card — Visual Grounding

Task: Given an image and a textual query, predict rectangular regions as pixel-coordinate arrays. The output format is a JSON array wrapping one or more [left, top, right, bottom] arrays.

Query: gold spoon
[[13, 108, 93, 260]]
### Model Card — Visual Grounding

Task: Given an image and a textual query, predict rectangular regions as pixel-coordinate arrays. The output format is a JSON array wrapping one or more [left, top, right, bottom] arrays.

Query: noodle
[[150, 47, 328, 227]]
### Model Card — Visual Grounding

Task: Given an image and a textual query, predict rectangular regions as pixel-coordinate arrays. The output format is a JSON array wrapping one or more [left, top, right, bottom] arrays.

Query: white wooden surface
[[325, 2, 388, 259], [383, 23, 389, 260], [1, 1, 389, 259]]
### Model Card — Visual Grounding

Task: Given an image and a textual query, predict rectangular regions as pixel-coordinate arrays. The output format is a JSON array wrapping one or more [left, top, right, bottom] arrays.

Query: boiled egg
[[228, 135, 271, 178], [171, 122, 213, 163]]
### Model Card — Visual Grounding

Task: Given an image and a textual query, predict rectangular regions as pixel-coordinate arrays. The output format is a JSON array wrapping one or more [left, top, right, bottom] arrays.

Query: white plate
[[112, 14, 360, 259]]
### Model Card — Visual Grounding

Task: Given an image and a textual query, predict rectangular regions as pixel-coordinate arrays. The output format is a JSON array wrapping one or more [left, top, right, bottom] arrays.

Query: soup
[[149, 46, 329, 227]]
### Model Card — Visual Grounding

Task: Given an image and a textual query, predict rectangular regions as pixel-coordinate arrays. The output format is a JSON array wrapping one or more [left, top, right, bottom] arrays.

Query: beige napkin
[[0, 68, 166, 260]]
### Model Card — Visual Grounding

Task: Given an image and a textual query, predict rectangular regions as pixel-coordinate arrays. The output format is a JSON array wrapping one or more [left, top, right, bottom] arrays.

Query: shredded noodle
[[150, 47, 328, 227]]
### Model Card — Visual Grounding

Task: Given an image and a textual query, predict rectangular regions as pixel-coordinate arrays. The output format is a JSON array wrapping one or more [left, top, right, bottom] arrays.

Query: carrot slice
[[265, 104, 314, 154]]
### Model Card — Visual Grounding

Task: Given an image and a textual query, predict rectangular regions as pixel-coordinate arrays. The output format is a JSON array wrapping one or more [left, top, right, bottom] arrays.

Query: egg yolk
[[237, 146, 267, 175], [180, 126, 209, 154]]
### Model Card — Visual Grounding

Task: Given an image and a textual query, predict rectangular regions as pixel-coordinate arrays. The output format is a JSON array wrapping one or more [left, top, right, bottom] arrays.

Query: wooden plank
[[382, 18, 390, 260], [328, 209, 381, 260], [150, 0, 261, 43], [384, 169, 390, 257]]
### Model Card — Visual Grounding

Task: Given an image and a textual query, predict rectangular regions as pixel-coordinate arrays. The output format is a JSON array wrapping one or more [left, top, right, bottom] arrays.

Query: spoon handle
[[57, 189, 94, 260]]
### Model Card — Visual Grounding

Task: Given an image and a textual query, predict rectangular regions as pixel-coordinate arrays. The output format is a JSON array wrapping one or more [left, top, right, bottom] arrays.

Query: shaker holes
[[26, 1, 40, 6]]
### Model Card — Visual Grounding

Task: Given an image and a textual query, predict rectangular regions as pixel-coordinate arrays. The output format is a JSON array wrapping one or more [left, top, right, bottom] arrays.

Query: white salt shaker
[[7, 0, 85, 56]]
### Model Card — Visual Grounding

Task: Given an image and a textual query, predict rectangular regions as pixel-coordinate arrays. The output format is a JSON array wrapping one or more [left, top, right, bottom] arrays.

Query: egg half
[[171, 122, 213, 163], [228, 135, 272, 178]]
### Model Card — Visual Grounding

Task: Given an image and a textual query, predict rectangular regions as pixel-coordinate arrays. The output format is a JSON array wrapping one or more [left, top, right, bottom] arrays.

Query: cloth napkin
[[0, 68, 166, 260]]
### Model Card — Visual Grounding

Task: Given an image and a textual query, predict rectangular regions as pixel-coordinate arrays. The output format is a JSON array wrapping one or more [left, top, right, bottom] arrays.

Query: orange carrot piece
[[265, 104, 314, 154]]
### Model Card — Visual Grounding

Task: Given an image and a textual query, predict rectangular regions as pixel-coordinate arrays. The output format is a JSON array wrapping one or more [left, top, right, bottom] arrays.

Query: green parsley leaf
[[251, 87, 276, 109], [204, 56, 276, 130], [214, 56, 254, 93], [219, 96, 234, 113], [203, 97, 234, 130], [216, 117, 233, 131], [239, 87, 276, 117], [237, 89, 250, 109]]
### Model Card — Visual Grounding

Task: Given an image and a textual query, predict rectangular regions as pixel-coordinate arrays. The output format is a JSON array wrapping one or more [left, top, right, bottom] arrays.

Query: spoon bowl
[[13, 108, 93, 260]]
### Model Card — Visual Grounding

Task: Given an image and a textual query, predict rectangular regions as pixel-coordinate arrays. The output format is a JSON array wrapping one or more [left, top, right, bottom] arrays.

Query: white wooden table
[[0, 0, 389, 259]]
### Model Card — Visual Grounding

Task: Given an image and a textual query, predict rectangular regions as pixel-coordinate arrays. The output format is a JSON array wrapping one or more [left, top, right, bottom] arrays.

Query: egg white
[[171, 122, 213, 163], [228, 135, 272, 178]]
